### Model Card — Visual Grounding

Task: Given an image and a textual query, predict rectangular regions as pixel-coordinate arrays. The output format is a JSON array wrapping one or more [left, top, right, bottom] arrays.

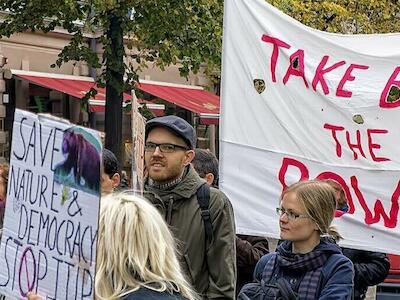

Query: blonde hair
[[95, 193, 198, 300], [323, 179, 347, 209], [283, 180, 342, 241]]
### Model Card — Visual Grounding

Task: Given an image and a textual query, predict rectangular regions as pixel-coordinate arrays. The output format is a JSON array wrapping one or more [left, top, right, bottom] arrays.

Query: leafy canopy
[[268, 0, 400, 34], [0, 0, 223, 88]]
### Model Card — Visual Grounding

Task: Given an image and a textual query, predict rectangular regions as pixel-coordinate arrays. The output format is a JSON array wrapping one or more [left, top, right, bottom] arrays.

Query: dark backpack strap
[[263, 255, 306, 299], [275, 278, 298, 300], [292, 271, 306, 294], [275, 267, 306, 300], [196, 183, 214, 243]]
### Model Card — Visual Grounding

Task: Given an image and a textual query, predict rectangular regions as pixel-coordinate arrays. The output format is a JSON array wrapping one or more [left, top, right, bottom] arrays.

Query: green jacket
[[144, 165, 236, 299]]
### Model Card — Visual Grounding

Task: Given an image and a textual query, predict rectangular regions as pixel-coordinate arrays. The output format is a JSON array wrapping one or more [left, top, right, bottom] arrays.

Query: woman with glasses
[[241, 180, 353, 299]]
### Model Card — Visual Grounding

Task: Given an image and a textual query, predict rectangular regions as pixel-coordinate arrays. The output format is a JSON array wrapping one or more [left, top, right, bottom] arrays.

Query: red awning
[[200, 116, 219, 125], [15, 74, 132, 102], [13, 71, 217, 123], [138, 81, 220, 115], [89, 105, 106, 113], [14, 72, 167, 115]]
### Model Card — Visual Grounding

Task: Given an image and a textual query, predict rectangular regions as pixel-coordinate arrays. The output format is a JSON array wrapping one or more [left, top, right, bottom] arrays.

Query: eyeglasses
[[145, 142, 189, 153], [276, 207, 309, 220]]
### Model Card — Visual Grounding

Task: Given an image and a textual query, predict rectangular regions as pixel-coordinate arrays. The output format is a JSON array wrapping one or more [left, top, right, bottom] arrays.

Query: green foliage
[[122, 0, 223, 82], [268, 0, 400, 34], [0, 0, 223, 91], [33, 96, 46, 113], [122, 102, 155, 120], [138, 104, 156, 120]]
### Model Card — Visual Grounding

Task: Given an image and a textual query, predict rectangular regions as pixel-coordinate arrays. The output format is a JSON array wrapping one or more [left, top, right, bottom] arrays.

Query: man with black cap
[[144, 115, 236, 299]]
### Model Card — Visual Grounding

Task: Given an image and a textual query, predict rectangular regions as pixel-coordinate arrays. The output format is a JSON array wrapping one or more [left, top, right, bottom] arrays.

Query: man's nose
[[152, 146, 163, 156]]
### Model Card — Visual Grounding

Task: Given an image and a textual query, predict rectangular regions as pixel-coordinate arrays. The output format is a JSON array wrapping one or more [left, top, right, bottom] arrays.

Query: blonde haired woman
[[241, 180, 353, 300], [96, 193, 198, 300], [28, 193, 198, 300]]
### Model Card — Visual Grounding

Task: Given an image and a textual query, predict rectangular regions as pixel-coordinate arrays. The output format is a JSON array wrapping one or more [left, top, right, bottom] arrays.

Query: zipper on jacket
[[166, 196, 174, 224]]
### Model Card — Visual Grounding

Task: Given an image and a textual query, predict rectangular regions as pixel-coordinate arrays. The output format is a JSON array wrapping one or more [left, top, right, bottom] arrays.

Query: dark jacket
[[122, 287, 187, 300], [236, 235, 269, 294], [144, 165, 236, 299], [341, 248, 390, 300], [254, 239, 354, 299]]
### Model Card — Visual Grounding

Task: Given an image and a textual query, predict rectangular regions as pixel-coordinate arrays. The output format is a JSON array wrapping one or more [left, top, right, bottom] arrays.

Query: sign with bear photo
[[0, 109, 102, 299]]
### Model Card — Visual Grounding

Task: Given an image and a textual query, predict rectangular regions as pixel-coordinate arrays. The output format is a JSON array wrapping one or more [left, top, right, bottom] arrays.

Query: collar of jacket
[[278, 237, 342, 257], [145, 165, 206, 200]]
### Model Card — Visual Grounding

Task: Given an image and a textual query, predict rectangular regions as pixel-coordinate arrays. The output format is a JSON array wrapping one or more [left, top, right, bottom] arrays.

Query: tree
[[208, 0, 400, 89], [0, 0, 223, 161], [267, 0, 400, 34]]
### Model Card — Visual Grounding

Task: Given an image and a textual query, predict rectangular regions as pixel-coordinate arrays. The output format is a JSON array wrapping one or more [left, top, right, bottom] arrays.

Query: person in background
[[0, 162, 9, 237], [235, 235, 270, 296], [101, 148, 121, 195], [191, 148, 269, 295], [249, 180, 353, 299], [28, 193, 199, 300], [118, 170, 130, 190], [325, 179, 390, 300], [143, 116, 236, 299], [191, 148, 219, 187]]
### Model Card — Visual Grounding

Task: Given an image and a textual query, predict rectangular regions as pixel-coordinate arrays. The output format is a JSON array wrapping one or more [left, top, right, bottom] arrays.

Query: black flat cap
[[145, 115, 197, 149]]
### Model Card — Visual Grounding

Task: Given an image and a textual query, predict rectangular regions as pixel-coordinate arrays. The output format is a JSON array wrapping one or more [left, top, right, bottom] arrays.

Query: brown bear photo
[[54, 128, 101, 195]]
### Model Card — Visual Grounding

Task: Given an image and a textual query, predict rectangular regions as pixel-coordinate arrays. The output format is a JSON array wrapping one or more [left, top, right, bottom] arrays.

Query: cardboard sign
[[0, 109, 102, 298], [131, 91, 145, 194], [133, 113, 145, 193], [220, 0, 400, 254]]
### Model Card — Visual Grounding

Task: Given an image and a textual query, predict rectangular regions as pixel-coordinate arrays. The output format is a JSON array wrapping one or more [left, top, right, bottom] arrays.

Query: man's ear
[[111, 173, 121, 188], [205, 173, 214, 186], [183, 150, 195, 166]]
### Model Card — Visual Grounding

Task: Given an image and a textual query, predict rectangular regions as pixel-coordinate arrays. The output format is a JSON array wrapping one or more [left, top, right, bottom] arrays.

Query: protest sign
[[220, 0, 400, 254], [0, 109, 102, 298], [131, 91, 145, 194]]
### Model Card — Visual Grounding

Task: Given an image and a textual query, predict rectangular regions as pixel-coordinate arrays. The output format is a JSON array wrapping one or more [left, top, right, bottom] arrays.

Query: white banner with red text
[[220, 0, 400, 254]]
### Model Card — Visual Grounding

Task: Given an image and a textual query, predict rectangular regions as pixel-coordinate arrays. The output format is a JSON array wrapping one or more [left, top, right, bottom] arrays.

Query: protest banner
[[131, 90, 145, 194], [0, 109, 102, 298], [220, 0, 400, 254]]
